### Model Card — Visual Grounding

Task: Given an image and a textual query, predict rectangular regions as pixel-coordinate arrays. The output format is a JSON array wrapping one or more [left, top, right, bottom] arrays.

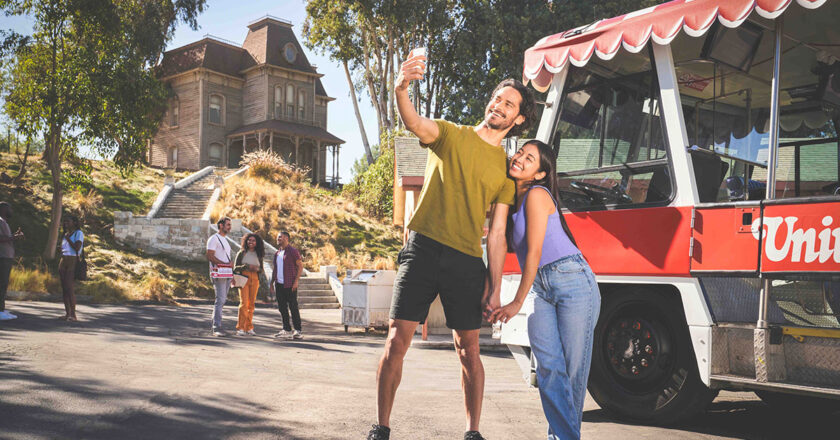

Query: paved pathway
[[0, 301, 836, 439]]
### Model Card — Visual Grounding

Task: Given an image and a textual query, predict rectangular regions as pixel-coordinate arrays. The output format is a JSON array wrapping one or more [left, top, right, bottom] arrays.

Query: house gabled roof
[[158, 16, 326, 81], [394, 137, 427, 185], [243, 17, 318, 75], [158, 38, 247, 79], [315, 78, 328, 97]]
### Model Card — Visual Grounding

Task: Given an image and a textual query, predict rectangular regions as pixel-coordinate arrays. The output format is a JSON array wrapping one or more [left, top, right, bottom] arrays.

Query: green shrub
[[343, 131, 400, 219]]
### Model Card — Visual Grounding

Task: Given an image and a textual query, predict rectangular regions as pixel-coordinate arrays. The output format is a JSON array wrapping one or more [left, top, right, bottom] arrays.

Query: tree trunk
[[11, 138, 31, 185], [361, 26, 385, 137], [344, 60, 374, 164], [43, 125, 63, 261], [386, 29, 396, 132]]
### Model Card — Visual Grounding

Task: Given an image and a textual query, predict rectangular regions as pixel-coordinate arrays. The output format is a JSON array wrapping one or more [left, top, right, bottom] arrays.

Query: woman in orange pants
[[234, 233, 265, 336]]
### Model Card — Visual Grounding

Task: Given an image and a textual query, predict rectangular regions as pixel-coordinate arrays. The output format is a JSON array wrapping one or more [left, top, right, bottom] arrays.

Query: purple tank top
[[511, 185, 579, 271]]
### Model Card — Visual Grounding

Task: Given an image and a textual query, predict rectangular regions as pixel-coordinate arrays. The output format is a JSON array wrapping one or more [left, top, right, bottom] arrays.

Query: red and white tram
[[500, 0, 840, 423]]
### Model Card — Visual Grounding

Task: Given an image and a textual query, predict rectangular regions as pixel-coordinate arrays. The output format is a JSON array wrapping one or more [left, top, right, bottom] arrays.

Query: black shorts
[[390, 231, 486, 330]]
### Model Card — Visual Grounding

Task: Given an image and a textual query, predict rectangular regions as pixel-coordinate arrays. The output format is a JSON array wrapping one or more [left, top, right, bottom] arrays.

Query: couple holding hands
[[366, 51, 601, 440]]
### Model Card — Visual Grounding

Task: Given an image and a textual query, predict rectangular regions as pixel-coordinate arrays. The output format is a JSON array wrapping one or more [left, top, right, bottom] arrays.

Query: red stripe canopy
[[523, 0, 827, 91]]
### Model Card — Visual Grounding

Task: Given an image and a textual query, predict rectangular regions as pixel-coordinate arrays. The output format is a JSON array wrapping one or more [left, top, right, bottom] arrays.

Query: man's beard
[[484, 112, 514, 131], [487, 117, 515, 131]]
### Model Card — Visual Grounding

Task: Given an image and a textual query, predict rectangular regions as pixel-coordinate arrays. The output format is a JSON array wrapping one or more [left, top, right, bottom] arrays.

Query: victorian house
[[148, 16, 344, 184]]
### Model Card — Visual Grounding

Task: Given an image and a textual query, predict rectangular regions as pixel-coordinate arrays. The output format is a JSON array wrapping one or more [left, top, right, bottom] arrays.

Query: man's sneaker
[[292, 330, 303, 339], [366, 424, 390, 440], [236, 330, 248, 336], [212, 329, 226, 337], [274, 330, 291, 338], [247, 329, 257, 336], [0, 311, 17, 320], [464, 431, 486, 440]]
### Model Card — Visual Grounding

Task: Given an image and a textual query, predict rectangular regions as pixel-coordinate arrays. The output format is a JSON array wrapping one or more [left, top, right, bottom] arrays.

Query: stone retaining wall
[[113, 212, 211, 261]]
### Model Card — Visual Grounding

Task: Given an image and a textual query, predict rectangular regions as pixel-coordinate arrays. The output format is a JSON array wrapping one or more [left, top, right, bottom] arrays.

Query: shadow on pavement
[[0, 302, 379, 350], [0, 355, 290, 439], [583, 398, 840, 439]]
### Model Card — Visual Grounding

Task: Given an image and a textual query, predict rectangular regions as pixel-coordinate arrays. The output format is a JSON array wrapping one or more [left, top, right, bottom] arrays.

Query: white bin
[[342, 269, 396, 332]]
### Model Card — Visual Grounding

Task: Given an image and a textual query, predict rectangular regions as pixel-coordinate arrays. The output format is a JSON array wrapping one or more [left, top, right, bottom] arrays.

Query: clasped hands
[[481, 280, 524, 325]]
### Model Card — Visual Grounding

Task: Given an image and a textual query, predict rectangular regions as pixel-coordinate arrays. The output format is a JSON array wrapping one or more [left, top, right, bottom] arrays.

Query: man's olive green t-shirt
[[407, 120, 516, 258]]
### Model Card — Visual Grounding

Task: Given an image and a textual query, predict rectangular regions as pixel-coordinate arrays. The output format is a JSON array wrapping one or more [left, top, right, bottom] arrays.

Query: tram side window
[[551, 48, 671, 211], [672, 18, 840, 202], [770, 30, 840, 199]]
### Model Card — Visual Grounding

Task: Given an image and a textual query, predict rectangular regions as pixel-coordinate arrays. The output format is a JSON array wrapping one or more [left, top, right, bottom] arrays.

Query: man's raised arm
[[395, 53, 439, 144]]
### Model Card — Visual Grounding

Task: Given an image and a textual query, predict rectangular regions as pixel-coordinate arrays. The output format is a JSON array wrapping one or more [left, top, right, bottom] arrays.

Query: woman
[[490, 140, 600, 440], [59, 215, 84, 321], [234, 233, 265, 336]]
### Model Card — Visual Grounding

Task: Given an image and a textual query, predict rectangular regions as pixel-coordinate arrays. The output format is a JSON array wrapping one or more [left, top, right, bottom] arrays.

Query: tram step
[[710, 374, 840, 398], [712, 326, 840, 392]]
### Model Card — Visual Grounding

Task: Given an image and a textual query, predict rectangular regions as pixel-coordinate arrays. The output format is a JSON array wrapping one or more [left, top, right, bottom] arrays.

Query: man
[[366, 52, 536, 440], [270, 231, 303, 339], [207, 217, 233, 336], [0, 202, 24, 321]]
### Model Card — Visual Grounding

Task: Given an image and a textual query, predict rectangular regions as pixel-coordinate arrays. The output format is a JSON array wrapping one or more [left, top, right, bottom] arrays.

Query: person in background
[[207, 217, 233, 337], [489, 140, 600, 440], [59, 215, 84, 322], [270, 231, 303, 340], [0, 202, 25, 321], [234, 233, 265, 336]]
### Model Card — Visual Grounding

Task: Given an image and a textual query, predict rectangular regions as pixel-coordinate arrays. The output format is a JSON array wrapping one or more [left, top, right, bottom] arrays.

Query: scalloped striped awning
[[523, 0, 828, 92]]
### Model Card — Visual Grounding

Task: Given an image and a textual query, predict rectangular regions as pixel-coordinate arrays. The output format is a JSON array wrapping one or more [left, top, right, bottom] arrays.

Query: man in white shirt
[[207, 217, 233, 336]]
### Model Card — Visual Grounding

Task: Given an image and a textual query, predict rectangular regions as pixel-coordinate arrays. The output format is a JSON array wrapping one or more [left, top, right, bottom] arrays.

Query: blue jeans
[[212, 278, 231, 331], [527, 253, 600, 440]]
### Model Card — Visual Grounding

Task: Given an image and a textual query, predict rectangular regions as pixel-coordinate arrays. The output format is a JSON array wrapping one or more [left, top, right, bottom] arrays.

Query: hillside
[[210, 151, 401, 276], [1, 150, 401, 303], [0, 152, 212, 303]]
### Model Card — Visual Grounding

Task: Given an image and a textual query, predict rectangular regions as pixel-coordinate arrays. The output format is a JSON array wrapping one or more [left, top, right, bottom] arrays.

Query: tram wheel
[[588, 287, 717, 424]]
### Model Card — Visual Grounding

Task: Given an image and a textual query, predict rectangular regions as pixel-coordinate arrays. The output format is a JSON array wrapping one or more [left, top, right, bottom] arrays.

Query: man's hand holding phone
[[396, 47, 426, 92]]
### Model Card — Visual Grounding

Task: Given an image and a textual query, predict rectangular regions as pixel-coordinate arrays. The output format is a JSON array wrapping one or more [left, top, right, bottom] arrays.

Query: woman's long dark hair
[[63, 215, 81, 234], [241, 233, 265, 261], [506, 140, 578, 251]]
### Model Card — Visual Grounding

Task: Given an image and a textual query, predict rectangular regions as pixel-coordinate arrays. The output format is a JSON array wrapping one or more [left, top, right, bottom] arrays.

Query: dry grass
[[212, 151, 401, 277], [9, 263, 61, 294], [65, 188, 104, 222], [1, 152, 209, 303]]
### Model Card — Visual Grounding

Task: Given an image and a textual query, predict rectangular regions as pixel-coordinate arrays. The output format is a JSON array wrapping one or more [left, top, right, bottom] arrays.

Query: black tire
[[756, 390, 840, 416], [588, 287, 718, 424]]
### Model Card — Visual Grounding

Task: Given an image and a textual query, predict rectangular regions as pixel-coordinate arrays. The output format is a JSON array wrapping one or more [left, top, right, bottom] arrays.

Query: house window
[[286, 84, 295, 118], [170, 97, 179, 127], [298, 90, 305, 120], [168, 146, 178, 168], [209, 94, 224, 125], [208, 143, 224, 166], [274, 86, 283, 118], [284, 43, 297, 63]]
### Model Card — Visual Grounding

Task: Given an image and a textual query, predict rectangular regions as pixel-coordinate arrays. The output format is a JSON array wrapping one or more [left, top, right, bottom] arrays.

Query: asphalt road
[[0, 301, 836, 440]]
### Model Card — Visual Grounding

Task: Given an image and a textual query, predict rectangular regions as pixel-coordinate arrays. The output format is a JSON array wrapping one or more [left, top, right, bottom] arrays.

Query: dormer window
[[283, 43, 297, 63]]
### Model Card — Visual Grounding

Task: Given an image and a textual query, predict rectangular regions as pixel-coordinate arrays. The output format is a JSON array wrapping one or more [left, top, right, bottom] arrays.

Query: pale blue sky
[[0, 0, 377, 182]]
